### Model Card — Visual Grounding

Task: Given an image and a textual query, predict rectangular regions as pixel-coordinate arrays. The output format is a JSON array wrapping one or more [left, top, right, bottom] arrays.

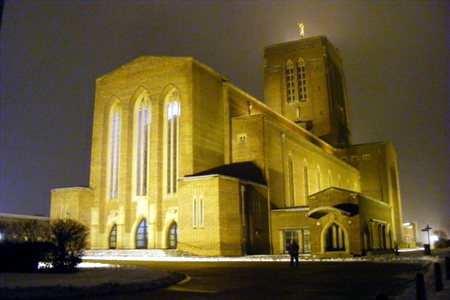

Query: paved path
[[86, 260, 426, 300]]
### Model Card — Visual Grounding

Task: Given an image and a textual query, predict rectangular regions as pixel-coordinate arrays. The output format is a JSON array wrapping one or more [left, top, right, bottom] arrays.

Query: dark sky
[[1, 1, 448, 241]]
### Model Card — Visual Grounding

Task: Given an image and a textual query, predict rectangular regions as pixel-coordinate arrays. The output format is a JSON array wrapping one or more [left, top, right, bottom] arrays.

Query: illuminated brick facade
[[50, 36, 409, 256]]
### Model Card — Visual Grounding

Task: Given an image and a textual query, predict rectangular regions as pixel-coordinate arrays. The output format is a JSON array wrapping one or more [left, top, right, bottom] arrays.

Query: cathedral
[[50, 35, 408, 256]]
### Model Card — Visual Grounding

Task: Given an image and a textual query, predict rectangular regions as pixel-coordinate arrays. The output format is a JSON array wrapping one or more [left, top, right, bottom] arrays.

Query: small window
[[351, 155, 359, 162], [363, 154, 371, 161], [237, 133, 247, 143], [284, 230, 298, 253], [340, 157, 347, 161]]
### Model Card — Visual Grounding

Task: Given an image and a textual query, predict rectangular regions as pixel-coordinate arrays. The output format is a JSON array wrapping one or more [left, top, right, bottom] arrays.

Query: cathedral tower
[[264, 36, 351, 148]]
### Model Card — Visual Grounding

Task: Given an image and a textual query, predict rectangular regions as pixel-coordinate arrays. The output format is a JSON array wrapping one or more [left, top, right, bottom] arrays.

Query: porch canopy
[[307, 187, 360, 219]]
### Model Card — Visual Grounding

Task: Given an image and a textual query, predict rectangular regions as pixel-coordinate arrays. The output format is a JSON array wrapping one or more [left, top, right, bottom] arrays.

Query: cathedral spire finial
[[298, 23, 305, 39]]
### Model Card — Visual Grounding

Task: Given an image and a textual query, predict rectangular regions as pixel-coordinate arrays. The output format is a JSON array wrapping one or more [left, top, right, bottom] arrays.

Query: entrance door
[[325, 223, 346, 251], [167, 222, 178, 249]]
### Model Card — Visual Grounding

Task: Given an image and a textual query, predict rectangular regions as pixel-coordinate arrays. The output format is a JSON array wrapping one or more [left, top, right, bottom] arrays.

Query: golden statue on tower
[[298, 23, 304, 38]]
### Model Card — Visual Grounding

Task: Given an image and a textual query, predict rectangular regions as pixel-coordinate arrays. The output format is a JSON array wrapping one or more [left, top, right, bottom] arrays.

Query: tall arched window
[[135, 96, 151, 196], [109, 102, 121, 198], [166, 90, 180, 194], [285, 60, 296, 103], [109, 224, 117, 249], [297, 58, 308, 102], [135, 219, 148, 249], [288, 155, 295, 207]]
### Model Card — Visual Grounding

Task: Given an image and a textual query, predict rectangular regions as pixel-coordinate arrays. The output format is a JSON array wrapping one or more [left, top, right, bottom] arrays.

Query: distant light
[[403, 222, 411, 226], [430, 235, 439, 243]]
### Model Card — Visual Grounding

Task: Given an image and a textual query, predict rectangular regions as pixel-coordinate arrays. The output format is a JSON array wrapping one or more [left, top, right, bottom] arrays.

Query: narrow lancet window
[[199, 197, 204, 227], [316, 165, 321, 191], [135, 96, 151, 196], [193, 198, 197, 227], [297, 58, 308, 102], [286, 60, 296, 103], [109, 102, 121, 198], [304, 161, 309, 204], [166, 91, 180, 194], [288, 155, 295, 207]]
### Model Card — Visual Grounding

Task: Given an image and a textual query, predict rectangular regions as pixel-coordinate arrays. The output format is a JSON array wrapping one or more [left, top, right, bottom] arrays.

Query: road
[[86, 260, 426, 300]]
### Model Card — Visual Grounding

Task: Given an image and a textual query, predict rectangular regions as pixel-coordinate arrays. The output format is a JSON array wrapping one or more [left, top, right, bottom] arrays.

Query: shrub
[[47, 219, 89, 271], [0, 218, 89, 272]]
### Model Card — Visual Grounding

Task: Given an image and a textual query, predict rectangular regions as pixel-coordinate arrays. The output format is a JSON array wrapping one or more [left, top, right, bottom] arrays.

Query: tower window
[[285, 60, 296, 103], [363, 154, 371, 161], [297, 58, 308, 102], [237, 133, 247, 143]]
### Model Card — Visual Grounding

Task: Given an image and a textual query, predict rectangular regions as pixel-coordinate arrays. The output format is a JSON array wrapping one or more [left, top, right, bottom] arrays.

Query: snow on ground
[[0, 262, 184, 299], [82, 249, 450, 300], [1, 249, 448, 299], [82, 249, 434, 264]]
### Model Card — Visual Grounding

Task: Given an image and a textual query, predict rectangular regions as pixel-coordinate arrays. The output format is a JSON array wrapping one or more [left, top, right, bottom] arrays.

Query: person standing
[[289, 239, 299, 267]]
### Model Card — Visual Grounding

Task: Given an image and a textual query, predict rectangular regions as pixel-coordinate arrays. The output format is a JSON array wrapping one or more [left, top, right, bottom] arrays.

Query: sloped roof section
[[187, 162, 266, 185]]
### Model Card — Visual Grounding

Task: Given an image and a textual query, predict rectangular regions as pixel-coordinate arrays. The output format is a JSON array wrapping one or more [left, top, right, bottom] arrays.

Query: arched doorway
[[109, 224, 117, 249], [167, 222, 178, 249], [135, 219, 148, 249], [325, 223, 346, 251]]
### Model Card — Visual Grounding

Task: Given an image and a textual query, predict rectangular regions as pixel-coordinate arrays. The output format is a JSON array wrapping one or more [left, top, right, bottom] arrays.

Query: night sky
[[1, 1, 448, 241]]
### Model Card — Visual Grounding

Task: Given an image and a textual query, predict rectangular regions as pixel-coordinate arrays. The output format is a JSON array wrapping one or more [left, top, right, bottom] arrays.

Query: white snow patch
[[82, 249, 432, 264]]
